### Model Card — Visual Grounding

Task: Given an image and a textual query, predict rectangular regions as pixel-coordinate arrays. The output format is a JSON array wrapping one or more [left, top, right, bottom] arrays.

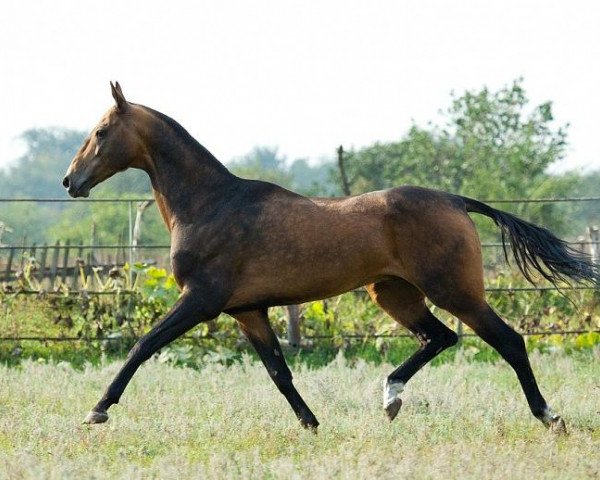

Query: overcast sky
[[1, 0, 599, 173]]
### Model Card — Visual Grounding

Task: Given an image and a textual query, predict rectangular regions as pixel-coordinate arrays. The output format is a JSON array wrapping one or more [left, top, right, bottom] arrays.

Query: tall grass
[[0, 352, 598, 479]]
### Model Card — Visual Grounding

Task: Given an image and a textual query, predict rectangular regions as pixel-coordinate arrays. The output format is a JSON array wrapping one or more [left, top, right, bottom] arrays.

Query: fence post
[[50, 241, 60, 284], [287, 304, 301, 348], [589, 226, 599, 264], [4, 247, 14, 281], [20, 236, 27, 269], [90, 222, 97, 265], [337, 145, 352, 196], [128, 201, 134, 284], [61, 239, 70, 284], [132, 200, 152, 263], [75, 246, 84, 289], [39, 243, 48, 284]]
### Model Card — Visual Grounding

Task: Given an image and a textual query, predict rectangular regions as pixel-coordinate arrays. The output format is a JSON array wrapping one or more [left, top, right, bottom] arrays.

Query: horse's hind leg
[[448, 301, 566, 433], [367, 278, 458, 421], [232, 308, 319, 430]]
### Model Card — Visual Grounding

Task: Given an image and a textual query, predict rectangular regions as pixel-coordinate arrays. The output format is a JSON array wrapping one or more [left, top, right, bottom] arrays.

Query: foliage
[[46, 191, 169, 246], [0, 128, 85, 198], [0, 254, 598, 367], [0, 81, 599, 368], [341, 79, 568, 196], [336, 79, 579, 238], [229, 146, 335, 196]]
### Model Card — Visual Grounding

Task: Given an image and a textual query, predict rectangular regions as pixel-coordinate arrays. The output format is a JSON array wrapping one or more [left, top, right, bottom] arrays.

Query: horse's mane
[[137, 104, 230, 173]]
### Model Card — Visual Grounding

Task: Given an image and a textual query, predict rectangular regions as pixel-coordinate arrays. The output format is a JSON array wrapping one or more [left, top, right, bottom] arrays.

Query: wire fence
[[1, 330, 599, 343], [0, 196, 599, 345]]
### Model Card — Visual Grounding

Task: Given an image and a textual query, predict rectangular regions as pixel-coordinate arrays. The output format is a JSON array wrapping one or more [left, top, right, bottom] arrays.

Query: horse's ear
[[110, 81, 128, 112]]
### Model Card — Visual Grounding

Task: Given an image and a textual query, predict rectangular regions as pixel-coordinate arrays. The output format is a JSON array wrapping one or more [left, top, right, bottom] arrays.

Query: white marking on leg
[[383, 379, 405, 409], [542, 406, 558, 425]]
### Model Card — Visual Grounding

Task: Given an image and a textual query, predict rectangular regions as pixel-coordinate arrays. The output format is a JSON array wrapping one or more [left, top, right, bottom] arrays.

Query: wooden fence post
[[4, 247, 14, 281], [132, 200, 152, 263], [50, 241, 60, 283], [74, 246, 84, 289], [39, 243, 48, 284], [19, 236, 27, 269], [337, 145, 352, 196], [589, 226, 599, 264], [61, 239, 70, 284], [90, 222, 97, 266], [287, 304, 301, 348]]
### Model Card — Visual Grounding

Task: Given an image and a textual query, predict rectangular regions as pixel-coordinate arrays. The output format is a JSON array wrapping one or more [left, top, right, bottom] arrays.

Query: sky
[[1, 0, 599, 173]]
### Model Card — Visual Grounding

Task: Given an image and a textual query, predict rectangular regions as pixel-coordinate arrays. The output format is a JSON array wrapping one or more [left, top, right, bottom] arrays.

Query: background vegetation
[[0, 79, 599, 246], [0, 79, 598, 366]]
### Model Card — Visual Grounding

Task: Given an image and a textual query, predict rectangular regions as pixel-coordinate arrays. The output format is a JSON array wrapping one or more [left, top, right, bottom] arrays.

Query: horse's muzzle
[[62, 174, 90, 198]]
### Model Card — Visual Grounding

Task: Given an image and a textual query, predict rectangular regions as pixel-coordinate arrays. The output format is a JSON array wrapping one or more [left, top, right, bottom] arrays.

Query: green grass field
[[0, 351, 598, 479]]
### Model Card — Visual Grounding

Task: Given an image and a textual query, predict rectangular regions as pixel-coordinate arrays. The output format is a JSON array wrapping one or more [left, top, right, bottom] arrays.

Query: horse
[[63, 82, 598, 434]]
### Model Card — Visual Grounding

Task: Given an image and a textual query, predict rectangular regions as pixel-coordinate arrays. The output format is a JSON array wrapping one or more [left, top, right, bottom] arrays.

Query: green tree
[[341, 79, 568, 199], [0, 127, 152, 199], [338, 79, 572, 236], [229, 147, 293, 187], [0, 127, 156, 244], [0, 128, 85, 198], [228, 147, 334, 196]]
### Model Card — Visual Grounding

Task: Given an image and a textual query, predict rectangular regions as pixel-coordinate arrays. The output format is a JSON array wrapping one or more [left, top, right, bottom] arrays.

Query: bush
[[0, 259, 598, 367]]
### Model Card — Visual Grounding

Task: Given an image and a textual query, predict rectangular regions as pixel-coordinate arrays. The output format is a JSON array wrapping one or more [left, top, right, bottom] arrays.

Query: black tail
[[462, 196, 600, 287]]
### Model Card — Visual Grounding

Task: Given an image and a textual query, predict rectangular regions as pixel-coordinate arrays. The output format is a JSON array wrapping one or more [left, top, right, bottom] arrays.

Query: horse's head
[[63, 82, 147, 198]]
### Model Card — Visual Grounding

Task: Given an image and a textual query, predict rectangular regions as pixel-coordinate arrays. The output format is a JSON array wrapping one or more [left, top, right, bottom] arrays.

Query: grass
[[0, 351, 599, 479]]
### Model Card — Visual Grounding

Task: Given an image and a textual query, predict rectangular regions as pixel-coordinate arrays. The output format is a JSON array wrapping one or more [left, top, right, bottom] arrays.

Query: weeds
[[0, 256, 599, 367]]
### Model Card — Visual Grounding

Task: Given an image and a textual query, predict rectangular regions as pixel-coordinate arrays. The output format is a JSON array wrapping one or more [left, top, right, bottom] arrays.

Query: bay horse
[[63, 83, 598, 434]]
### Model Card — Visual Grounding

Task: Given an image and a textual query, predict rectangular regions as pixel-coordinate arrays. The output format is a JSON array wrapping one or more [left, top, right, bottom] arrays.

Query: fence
[[0, 196, 599, 346]]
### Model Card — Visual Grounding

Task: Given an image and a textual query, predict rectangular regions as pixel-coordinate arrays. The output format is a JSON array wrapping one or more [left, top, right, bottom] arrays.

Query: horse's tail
[[462, 196, 600, 287]]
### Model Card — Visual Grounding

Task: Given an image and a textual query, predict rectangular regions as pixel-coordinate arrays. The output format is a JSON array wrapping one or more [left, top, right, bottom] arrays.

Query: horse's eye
[[96, 128, 107, 140]]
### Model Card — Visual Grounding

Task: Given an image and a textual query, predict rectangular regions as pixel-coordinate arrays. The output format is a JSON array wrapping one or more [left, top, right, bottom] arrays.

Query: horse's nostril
[[62, 176, 70, 188]]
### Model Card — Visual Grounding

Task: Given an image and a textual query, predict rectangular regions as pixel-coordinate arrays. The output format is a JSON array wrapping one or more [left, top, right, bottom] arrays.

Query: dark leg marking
[[456, 303, 566, 434], [84, 291, 220, 424], [233, 309, 319, 430]]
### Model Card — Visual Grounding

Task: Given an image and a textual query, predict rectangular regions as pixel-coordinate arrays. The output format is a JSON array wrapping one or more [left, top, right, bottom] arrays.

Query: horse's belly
[[225, 239, 397, 309]]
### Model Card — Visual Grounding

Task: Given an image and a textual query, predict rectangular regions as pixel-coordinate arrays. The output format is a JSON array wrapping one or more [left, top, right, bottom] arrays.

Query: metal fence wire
[[0, 196, 599, 344]]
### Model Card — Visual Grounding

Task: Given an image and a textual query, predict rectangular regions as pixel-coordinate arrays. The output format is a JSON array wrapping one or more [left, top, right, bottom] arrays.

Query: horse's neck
[[144, 141, 237, 231]]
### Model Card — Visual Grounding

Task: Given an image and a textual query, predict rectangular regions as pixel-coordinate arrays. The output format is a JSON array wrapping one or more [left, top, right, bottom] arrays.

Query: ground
[[0, 352, 598, 479]]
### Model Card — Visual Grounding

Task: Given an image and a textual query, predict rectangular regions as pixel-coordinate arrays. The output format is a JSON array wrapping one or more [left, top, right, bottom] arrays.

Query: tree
[[0, 128, 157, 244], [229, 147, 293, 187], [337, 79, 573, 236], [341, 80, 568, 198], [228, 147, 334, 196], [0, 127, 152, 199]]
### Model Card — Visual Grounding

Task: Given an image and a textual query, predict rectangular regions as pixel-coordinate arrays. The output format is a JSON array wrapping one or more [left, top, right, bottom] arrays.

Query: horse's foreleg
[[84, 290, 220, 424], [233, 309, 319, 430], [367, 279, 458, 421]]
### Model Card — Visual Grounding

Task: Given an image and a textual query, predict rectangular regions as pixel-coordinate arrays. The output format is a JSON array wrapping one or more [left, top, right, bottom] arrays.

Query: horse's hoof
[[385, 398, 402, 421], [304, 423, 319, 434], [548, 416, 567, 435], [300, 417, 320, 433], [83, 409, 109, 424]]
